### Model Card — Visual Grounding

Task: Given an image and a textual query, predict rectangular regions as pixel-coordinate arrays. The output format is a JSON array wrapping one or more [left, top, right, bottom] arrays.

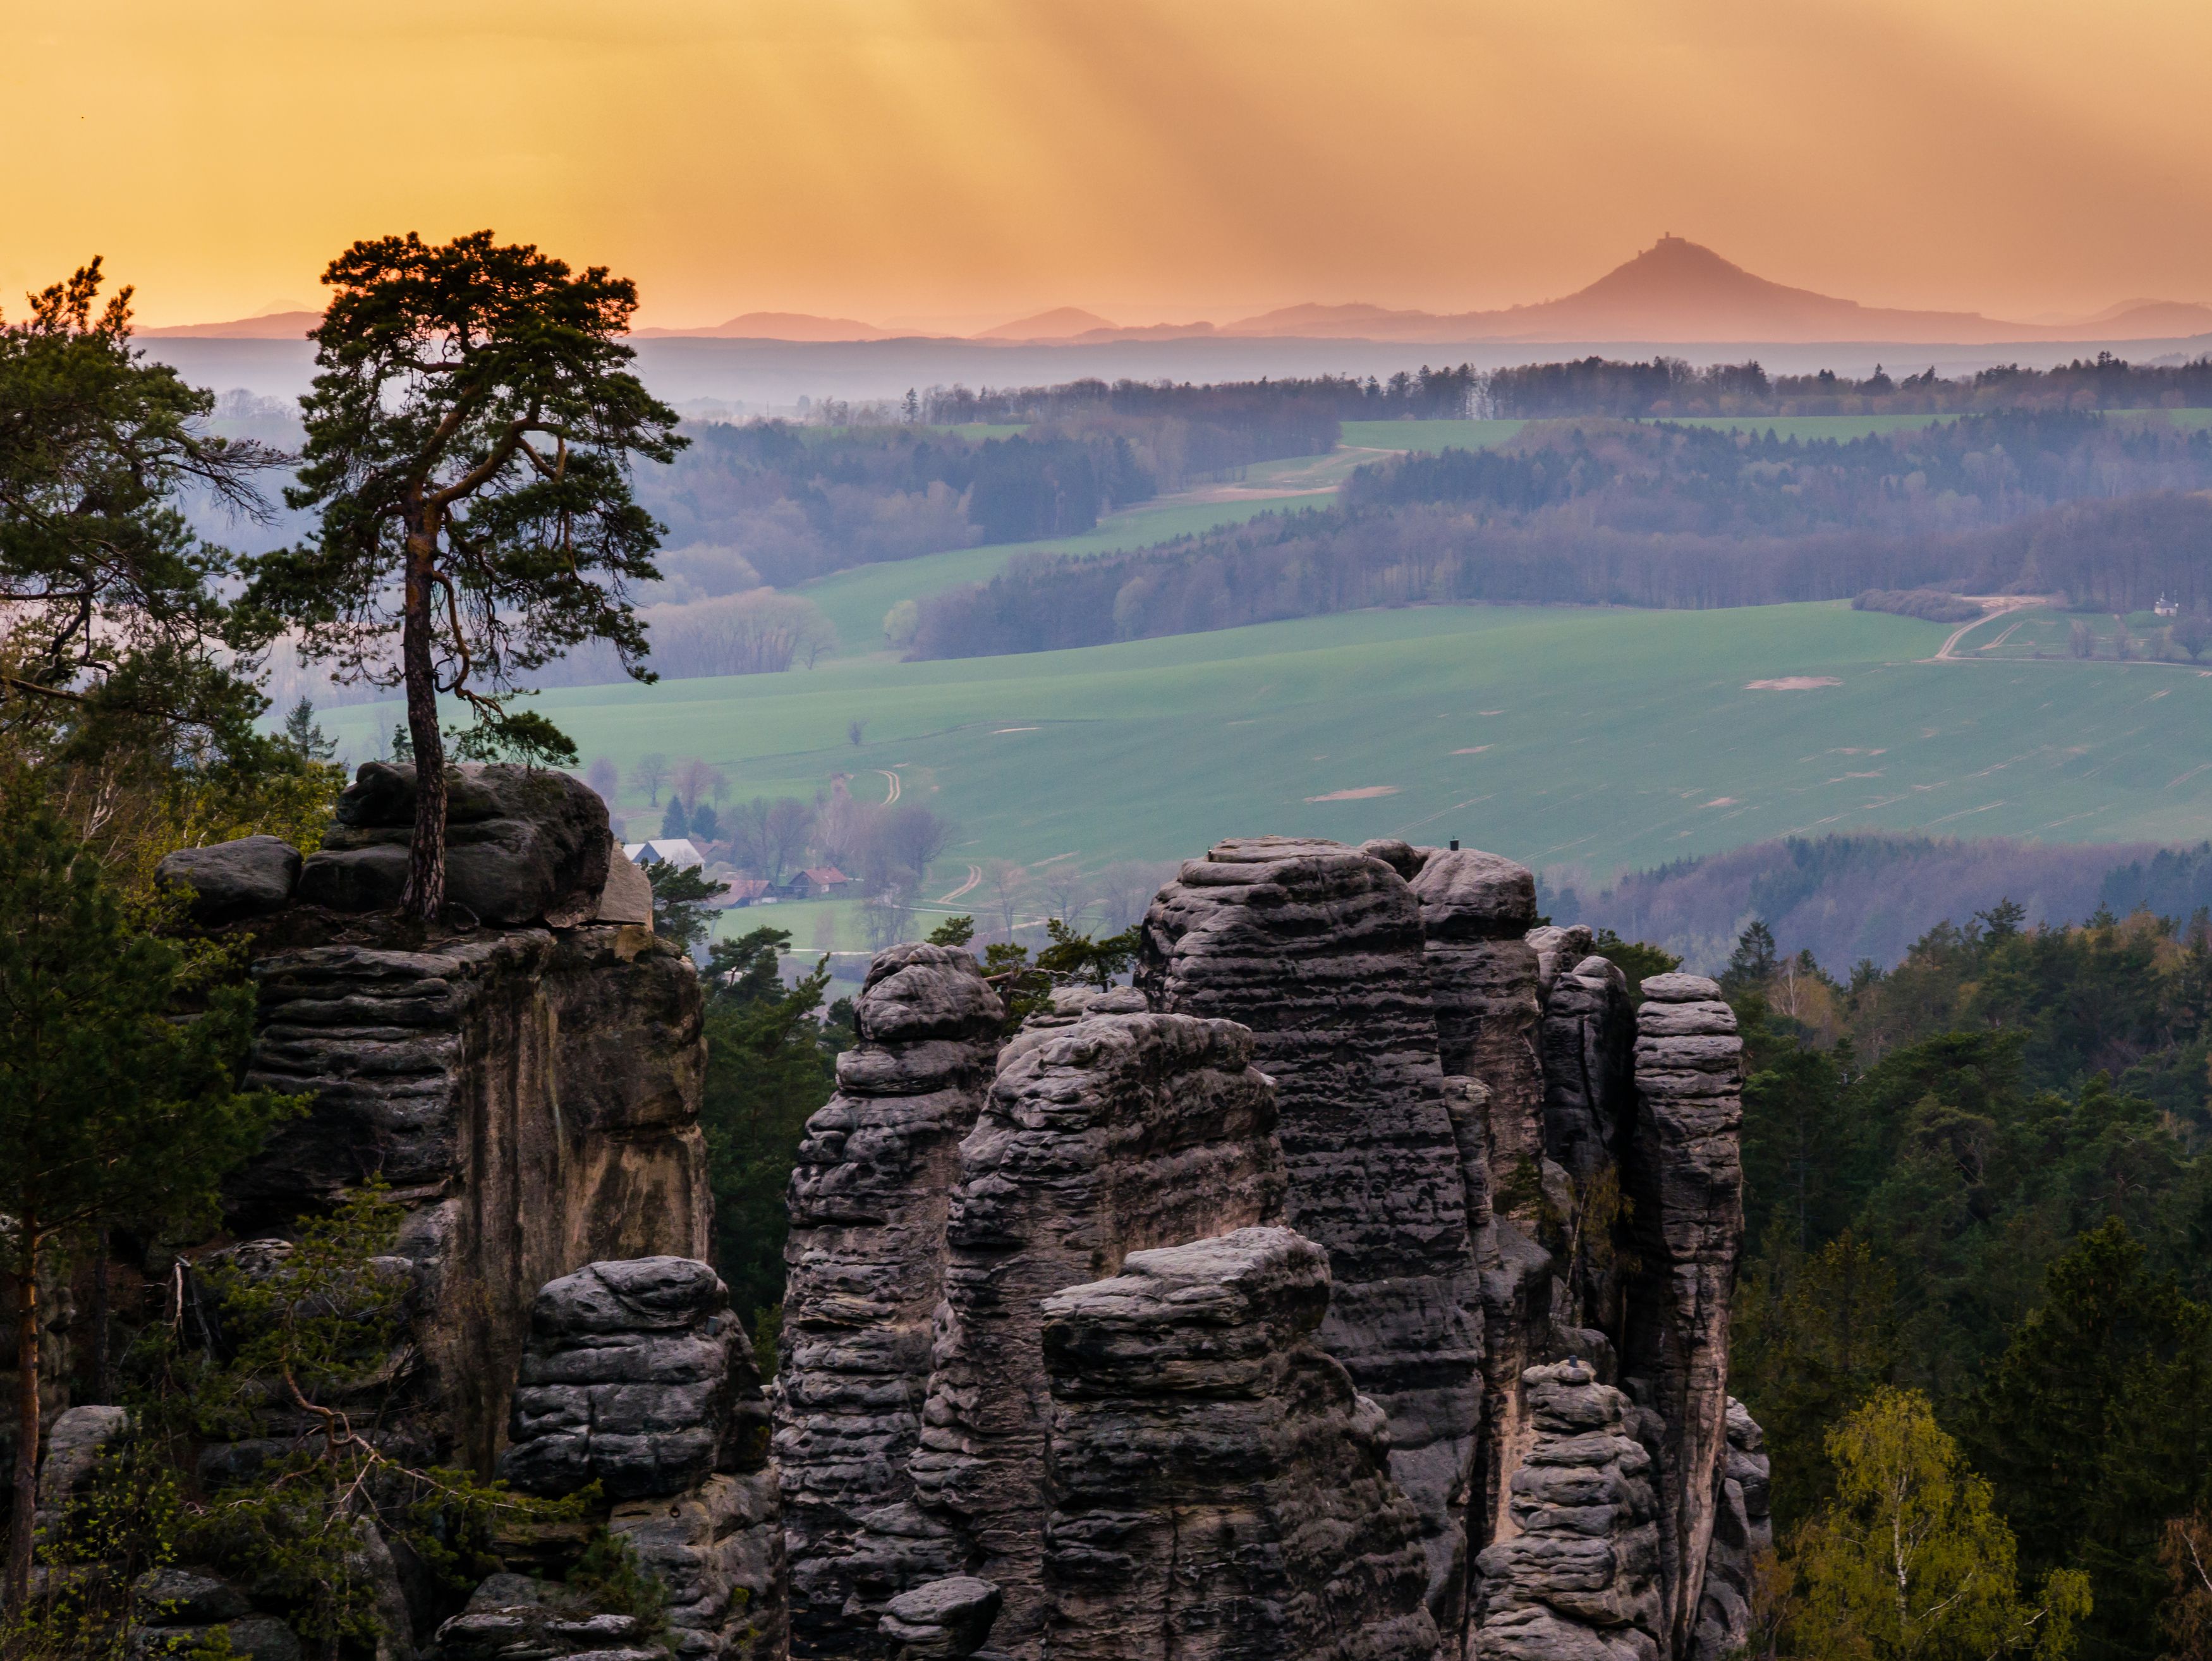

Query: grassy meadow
[[319, 599, 2212, 954]]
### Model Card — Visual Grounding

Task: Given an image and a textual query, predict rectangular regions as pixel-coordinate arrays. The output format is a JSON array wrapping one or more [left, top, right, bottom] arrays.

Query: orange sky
[[5, 0, 2210, 331]]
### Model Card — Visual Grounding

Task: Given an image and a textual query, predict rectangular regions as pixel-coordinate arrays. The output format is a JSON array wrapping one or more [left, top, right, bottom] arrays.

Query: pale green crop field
[[796, 494, 1333, 655], [320, 601, 2212, 930]]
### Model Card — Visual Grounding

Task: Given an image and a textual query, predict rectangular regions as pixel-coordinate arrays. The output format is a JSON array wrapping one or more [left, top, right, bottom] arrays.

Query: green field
[[1341, 419, 1525, 453], [799, 483, 1337, 655], [321, 601, 2212, 939], [1952, 605, 2212, 663]]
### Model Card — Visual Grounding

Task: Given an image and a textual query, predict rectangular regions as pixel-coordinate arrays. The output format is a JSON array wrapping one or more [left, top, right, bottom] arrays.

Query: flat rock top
[[531, 1256, 727, 1334], [886, 1576, 1003, 1623], [1043, 1226, 1330, 1335], [1409, 846, 1538, 935], [1639, 971, 1725, 1004]]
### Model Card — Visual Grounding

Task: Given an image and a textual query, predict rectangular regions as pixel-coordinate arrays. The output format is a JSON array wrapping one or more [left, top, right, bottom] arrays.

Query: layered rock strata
[[235, 922, 709, 1468], [908, 1008, 1286, 1653], [1474, 1360, 1663, 1661], [1039, 1228, 1438, 1661], [1620, 974, 1746, 1660], [776, 944, 1007, 1656], [1134, 837, 1485, 1624], [1412, 848, 1546, 1208], [1691, 1399, 1775, 1661], [500, 1256, 784, 1658]]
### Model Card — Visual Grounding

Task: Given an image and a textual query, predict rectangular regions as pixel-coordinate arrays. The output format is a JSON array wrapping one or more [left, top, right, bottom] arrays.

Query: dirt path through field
[[1929, 596, 2051, 660], [939, 865, 982, 903], [878, 767, 901, 803]]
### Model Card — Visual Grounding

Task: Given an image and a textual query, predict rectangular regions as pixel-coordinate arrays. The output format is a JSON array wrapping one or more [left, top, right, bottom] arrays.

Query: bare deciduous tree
[[984, 858, 1030, 943], [629, 751, 671, 805]]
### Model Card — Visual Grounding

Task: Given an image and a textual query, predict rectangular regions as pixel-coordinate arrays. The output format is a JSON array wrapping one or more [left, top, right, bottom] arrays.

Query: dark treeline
[[1722, 903, 2212, 1661], [1540, 832, 2212, 977], [1480, 350, 2212, 417], [907, 415, 2212, 656], [922, 365, 1479, 425], [635, 420, 1153, 585]]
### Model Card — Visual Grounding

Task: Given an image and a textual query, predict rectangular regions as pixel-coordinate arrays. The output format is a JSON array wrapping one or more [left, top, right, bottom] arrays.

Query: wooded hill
[[905, 413, 2212, 657]]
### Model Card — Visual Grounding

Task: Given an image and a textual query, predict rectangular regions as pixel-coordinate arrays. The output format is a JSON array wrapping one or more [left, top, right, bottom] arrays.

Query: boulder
[[297, 762, 611, 925], [156, 835, 300, 924], [879, 1578, 1002, 1659], [500, 1258, 762, 1502]]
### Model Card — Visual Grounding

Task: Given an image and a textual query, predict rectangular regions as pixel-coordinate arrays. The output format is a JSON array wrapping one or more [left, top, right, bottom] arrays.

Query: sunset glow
[[6, 0, 2211, 330]]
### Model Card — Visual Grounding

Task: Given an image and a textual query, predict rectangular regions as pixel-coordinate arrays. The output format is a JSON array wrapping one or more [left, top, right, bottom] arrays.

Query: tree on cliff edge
[[0, 794, 290, 1607], [247, 231, 683, 920]]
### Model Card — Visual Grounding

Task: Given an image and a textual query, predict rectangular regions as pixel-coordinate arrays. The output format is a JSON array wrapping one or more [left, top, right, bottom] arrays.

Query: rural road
[[878, 768, 901, 804], [1931, 595, 2048, 660], [939, 865, 983, 903]]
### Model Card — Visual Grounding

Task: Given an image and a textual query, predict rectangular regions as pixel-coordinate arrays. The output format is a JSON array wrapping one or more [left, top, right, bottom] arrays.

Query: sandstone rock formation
[[909, 1006, 1286, 1652], [234, 921, 710, 1467], [1621, 973, 1746, 1660], [1692, 1399, 1775, 1661], [777, 944, 1007, 1655], [1412, 848, 1545, 1208], [878, 1577, 1003, 1659], [1040, 1227, 1439, 1661], [72, 813, 1763, 1661], [157, 833, 301, 924], [499, 1256, 783, 1659], [298, 762, 612, 926], [1134, 837, 1485, 1624], [1474, 1360, 1662, 1661]]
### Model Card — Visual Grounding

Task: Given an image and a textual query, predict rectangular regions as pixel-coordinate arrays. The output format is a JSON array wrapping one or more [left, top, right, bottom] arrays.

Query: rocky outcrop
[[776, 944, 1006, 1657], [157, 833, 301, 924], [1691, 1400, 1774, 1661], [1039, 1227, 1438, 1661], [499, 1256, 783, 1659], [1135, 837, 1485, 1626], [1474, 1360, 1662, 1661], [500, 1258, 763, 1499], [1620, 974, 1746, 1660], [908, 1008, 1285, 1653], [1413, 848, 1545, 1212], [233, 922, 710, 1468], [878, 1578, 1002, 1659], [298, 762, 612, 927]]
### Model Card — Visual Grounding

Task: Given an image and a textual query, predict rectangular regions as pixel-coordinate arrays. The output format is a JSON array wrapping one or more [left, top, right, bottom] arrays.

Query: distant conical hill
[[1221, 237, 2212, 345]]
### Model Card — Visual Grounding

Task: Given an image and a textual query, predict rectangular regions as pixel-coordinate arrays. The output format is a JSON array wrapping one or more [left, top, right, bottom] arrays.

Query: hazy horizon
[[9, 1, 2212, 331]]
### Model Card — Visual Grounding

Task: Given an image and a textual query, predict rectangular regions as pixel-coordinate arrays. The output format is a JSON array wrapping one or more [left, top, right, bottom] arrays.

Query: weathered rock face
[[1474, 1361, 1663, 1661], [908, 1008, 1286, 1653], [298, 762, 613, 927], [1040, 1227, 1439, 1661], [1413, 848, 1545, 1214], [775, 944, 1007, 1657], [1134, 837, 1485, 1625], [499, 1257, 784, 1660], [500, 1257, 761, 1499], [1691, 1399, 1774, 1661], [1620, 974, 1746, 1661], [233, 922, 710, 1469], [157, 833, 301, 924]]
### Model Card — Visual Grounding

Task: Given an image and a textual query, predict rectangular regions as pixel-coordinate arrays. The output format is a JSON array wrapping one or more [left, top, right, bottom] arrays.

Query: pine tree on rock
[[247, 231, 684, 920]]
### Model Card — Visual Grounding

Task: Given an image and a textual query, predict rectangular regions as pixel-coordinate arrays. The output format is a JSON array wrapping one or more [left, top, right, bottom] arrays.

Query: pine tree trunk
[[7, 1232, 39, 1610], [399, 509, 447, 923]]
